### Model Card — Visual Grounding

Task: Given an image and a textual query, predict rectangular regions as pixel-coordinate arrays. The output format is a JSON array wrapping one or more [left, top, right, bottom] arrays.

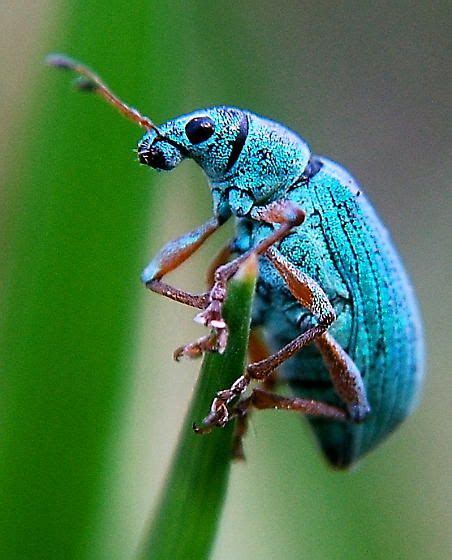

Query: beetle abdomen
[[252, 157, 424, 468]]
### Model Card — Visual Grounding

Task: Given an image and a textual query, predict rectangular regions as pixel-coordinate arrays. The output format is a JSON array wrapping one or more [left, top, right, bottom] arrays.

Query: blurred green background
[[1, 2, 450, 559]]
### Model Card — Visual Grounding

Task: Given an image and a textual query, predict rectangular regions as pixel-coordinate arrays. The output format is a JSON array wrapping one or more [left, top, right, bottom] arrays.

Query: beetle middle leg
[[231, 388, 347, 459], [197, 246, 370, 432]]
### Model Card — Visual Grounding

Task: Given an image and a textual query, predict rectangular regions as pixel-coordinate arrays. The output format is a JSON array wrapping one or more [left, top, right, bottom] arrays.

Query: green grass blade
[[140, 257, 257, 560], [0, 4, 165, 559]]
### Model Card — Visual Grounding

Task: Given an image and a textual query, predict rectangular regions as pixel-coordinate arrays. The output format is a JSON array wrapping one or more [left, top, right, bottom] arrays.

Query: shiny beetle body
[[138, 107, 424, 467], [49, 56, 424, 468]]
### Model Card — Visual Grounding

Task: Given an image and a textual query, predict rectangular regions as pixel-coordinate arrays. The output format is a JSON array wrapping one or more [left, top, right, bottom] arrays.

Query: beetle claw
[[198, 403, 230, 431], [173, 325, 228, 361]]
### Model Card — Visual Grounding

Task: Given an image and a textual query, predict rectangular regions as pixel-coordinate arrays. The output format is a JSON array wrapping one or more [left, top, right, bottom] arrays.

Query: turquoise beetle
[[49, 56, 424, 468]]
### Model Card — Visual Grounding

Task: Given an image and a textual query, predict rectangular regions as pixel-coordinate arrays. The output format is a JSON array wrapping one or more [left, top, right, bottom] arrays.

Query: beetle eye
[[185, 116, 215, 144]]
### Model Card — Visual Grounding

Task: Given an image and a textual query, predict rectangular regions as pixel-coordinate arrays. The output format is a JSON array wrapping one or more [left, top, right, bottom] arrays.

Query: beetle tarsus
[[173, 333, 221, 361]]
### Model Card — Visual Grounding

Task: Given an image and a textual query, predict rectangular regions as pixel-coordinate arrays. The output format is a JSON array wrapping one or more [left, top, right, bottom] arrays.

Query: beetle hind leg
[[315, 332, 371, 422], [230, 389, 347, 460]]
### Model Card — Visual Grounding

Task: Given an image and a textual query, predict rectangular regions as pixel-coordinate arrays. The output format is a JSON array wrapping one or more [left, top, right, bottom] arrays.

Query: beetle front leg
[[142, 216, 227, 356], [142, 215, 221, 310], [176, 200, 306, 359], [171, 244, 234, 359]]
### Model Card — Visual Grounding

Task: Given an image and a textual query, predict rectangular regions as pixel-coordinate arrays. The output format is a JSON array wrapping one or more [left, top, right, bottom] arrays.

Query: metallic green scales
[[245, 157, 424, 467], [50, 57, 424, 469], [138, 107, 424, 468]]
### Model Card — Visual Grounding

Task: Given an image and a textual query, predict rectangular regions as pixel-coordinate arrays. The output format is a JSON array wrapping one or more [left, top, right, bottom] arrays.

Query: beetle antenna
[[46, 54, 161, 134]]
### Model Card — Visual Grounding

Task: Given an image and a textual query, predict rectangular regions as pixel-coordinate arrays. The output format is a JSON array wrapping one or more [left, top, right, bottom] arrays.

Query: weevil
[[48, 55, 424, 468]]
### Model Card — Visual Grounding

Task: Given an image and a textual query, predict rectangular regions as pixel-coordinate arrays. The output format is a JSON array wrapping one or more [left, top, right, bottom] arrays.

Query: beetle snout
[[138, 143, 170, 170], [138, 139, 184, 171]]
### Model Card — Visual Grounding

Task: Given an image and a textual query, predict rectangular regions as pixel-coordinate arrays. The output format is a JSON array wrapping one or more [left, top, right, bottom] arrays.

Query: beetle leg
[[173, 244, 243, 359], [145, 280, 208, 310], [242, 388, 346, 419], [196, 247, 335, 430], [142, 216, 221, 309], [176, 200, 306, 359], [231, 388, 347, 459], [246, 246, 337, 376], [315, 332, 371, 422], [198, 246, 370, 431], [233, 335, 371, 457], [262, 249, 370, 420], [194, 201, 305, 341]]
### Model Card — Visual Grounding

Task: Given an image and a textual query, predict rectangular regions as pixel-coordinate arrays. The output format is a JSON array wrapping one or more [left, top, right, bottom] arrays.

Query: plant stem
[[140, 256, 257, 560]]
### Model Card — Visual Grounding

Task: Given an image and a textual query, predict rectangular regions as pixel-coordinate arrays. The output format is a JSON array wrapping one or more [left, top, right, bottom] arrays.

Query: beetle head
[[137, 107, 248, 180], [47, 56, 307, 217], [138, 106, 310, 220]]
